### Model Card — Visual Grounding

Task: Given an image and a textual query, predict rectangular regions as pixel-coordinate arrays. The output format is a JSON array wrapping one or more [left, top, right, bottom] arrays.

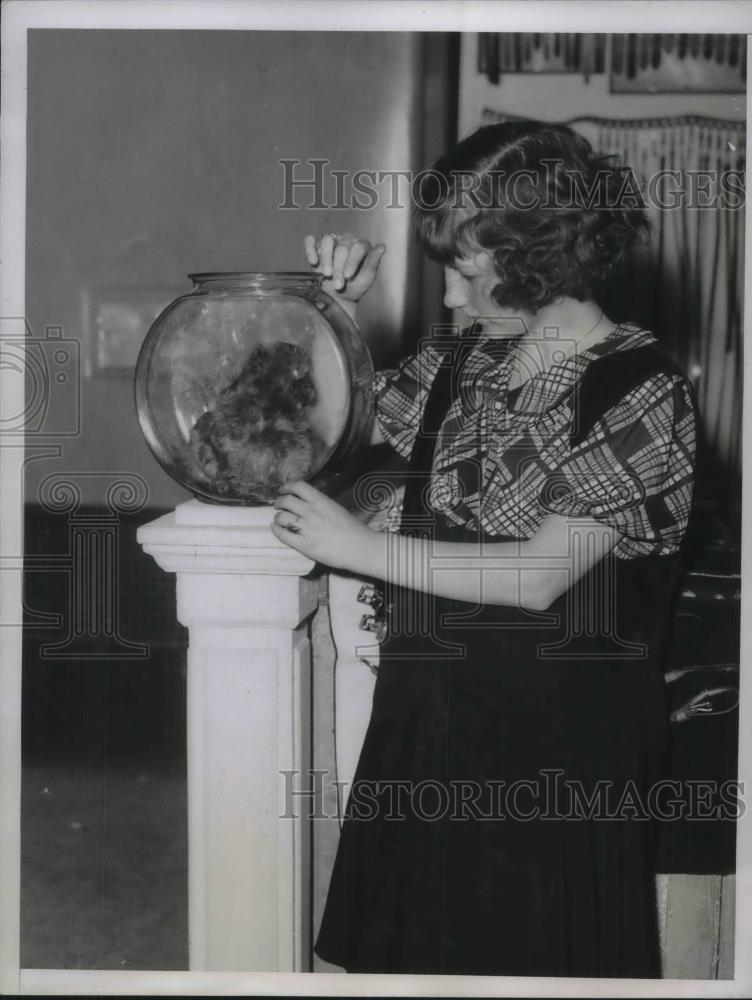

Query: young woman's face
[[443, 254, 529, 334]]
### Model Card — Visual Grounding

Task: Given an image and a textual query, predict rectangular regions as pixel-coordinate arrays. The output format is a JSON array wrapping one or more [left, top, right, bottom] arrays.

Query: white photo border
[[1, 1, 750, 996]]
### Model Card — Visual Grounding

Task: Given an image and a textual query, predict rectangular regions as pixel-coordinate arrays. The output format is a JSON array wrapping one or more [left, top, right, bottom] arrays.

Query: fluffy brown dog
[[189, 341, 327, 502]]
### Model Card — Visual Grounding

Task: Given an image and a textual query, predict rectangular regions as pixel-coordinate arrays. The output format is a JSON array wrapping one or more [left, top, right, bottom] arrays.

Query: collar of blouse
[[466, 322, 652, 417]]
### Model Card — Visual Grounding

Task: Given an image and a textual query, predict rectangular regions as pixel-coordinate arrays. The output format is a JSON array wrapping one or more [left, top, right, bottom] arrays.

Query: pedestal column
[[137, 499, 317, 972]]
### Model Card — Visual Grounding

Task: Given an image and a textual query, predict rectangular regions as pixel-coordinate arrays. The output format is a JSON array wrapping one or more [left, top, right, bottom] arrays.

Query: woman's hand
[[272, 480, 382, 573], [304, 233, 386, 320]]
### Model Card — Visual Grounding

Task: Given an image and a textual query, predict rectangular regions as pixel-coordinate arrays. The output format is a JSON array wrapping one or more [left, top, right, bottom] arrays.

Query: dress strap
[[569, 343, 694, 449], [399, 328, 482, 532]]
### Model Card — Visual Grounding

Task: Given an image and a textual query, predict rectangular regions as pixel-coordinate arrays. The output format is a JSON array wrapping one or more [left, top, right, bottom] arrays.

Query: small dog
[[189, 341, 326, 502]]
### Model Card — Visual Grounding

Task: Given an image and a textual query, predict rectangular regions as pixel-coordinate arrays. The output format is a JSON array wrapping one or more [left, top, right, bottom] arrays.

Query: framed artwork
[[81, 285, 181, 377], [610, 34, 746, 93], [477, 33, 606, 83]]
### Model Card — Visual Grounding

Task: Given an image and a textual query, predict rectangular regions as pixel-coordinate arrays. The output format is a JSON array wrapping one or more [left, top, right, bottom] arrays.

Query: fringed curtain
[[481, 109, 746, 480]]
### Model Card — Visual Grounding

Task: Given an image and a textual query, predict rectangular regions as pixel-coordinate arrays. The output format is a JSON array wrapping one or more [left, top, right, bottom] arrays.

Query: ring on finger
[[286, 514, 301, 535]]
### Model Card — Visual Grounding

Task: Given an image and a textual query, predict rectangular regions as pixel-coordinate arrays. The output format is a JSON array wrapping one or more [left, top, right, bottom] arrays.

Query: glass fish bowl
[[135, 272, 374, 504]]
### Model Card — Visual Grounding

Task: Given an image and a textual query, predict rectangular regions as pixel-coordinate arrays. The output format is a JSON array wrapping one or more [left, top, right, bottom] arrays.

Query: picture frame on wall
[[81, 286, 181, 377], [477, 32, 606, 83], [610, 34, 747, 94]]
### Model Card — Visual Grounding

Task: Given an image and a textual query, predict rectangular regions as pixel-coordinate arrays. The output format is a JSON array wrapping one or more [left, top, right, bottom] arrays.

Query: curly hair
[[413, 121, 650, 314]]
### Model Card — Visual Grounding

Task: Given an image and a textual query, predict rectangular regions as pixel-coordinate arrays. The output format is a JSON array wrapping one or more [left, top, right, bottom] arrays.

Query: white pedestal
[[137, 500, 317, 971]]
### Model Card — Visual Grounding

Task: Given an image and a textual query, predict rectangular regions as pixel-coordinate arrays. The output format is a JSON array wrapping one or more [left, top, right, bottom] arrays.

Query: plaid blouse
[[373, 323, 696, 560]]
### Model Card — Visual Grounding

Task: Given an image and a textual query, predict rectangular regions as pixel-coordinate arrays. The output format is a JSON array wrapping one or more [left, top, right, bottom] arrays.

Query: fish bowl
[[135, 272, 374, 504]]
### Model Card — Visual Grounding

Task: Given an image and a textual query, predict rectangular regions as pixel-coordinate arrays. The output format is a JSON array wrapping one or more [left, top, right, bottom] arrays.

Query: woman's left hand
[[272, 480, 378, 573]]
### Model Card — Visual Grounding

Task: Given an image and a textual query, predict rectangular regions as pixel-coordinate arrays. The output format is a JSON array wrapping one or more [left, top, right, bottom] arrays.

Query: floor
[[21, 761, 187, 970], [20, 758, 735, 978]]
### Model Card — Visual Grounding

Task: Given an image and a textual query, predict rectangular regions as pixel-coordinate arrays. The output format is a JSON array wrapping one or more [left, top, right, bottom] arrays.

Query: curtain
[[481, 110, 746, 480]]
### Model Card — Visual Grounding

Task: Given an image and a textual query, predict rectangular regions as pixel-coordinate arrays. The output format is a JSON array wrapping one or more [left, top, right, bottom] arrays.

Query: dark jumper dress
[[315, 332, 695, 977]]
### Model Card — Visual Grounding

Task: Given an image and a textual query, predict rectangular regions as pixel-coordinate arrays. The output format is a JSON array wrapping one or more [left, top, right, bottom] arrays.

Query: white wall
[[26, 30, 424, 508]]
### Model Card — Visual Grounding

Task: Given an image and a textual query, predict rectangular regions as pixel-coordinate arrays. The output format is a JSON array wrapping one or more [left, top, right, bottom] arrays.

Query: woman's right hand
[[304, 233, 386, 317]]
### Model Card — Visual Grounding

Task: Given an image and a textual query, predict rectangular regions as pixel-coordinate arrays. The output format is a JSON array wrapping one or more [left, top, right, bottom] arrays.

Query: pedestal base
[[137, 500, 317, 971]]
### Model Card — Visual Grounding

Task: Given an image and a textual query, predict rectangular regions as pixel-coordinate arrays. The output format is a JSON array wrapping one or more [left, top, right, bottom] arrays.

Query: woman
[[272, 122, 696, 977]]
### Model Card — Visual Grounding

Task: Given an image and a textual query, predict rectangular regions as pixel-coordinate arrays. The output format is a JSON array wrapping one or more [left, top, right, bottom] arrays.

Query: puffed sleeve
[[372, 345, 444, 459], [538, 372, 697, 558]]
